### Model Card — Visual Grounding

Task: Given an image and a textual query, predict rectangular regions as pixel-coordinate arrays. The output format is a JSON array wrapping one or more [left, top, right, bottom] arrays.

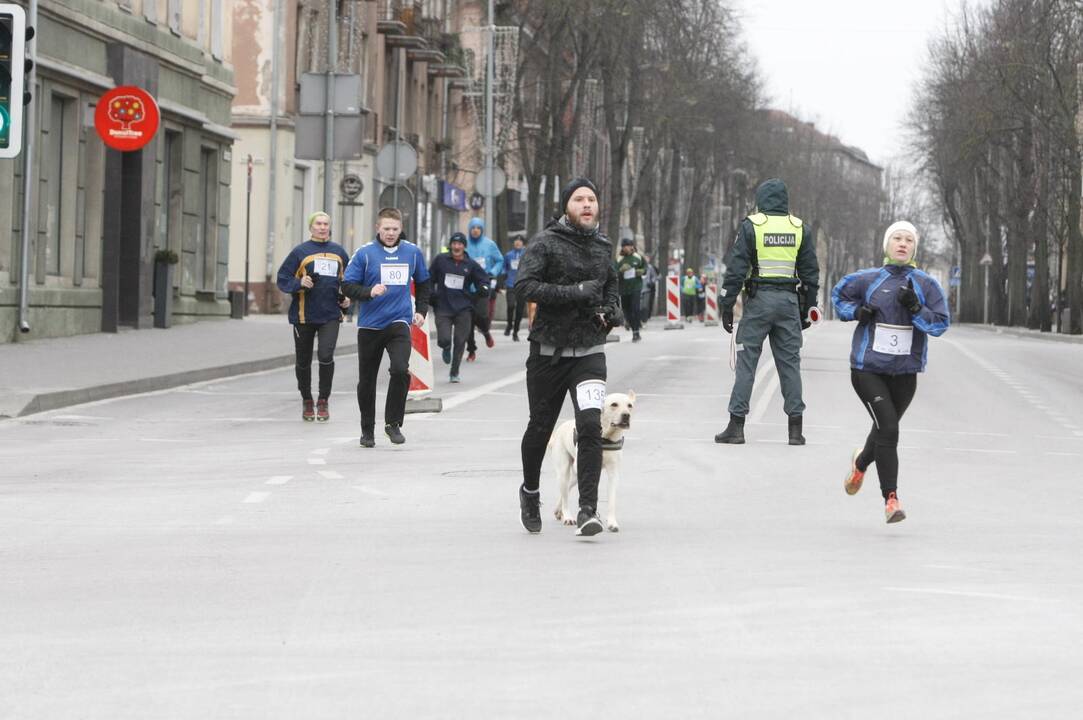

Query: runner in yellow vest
[[715, 178, 820, 445], [680, 267, 701, 322]]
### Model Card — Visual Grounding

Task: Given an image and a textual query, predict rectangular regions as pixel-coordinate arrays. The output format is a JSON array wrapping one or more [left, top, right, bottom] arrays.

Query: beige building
[[0, 0, 237, 342]]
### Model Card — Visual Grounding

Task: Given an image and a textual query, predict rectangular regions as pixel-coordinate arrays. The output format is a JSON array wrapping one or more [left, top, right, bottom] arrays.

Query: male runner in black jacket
[[515, 178, 623, 537]]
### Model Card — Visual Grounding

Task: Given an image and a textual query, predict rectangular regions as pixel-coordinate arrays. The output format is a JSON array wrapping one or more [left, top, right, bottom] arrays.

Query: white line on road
[[307, 457, 327, 465], [266, 476, 292, 485], [353, 485, 389, 497], [243, 492, 270, 504], [1045, 452, 1082, 457], [310, 448, 330, 455], [317, 470, 344, 480], [883, 586, 1035, 602], [748, 347, 778, 424], [434, 370, 527, 413], [944, 448, 1018, 454]]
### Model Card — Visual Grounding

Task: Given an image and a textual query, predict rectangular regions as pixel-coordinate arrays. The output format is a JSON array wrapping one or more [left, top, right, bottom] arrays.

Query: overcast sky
[[736, 0, 978, 167]]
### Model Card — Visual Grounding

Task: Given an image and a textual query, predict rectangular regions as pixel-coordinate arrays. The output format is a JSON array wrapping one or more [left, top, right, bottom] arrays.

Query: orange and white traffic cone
[[664, 275, 684, 330]]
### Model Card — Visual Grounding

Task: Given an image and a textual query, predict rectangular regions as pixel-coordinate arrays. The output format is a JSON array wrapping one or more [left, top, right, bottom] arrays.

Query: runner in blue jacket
[[341, 208, 431, 447], [832, 220, 950, 523], [502, 236, 527, 340], [464, 217, 504, 358]]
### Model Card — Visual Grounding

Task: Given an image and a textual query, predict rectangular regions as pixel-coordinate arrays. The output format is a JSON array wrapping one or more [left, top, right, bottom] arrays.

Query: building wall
[[0, 0, 236, 342]]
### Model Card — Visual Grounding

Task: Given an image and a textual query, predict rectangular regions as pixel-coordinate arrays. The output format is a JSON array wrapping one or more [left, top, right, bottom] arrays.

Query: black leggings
[[850, 370, 917, 499], [293, 322, 341, 400], [521, 345, 607, 510], [505, 289, 526, 334]]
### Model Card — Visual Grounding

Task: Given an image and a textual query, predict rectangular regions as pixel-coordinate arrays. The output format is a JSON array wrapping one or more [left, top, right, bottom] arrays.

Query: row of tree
[[911, 0, 1082, 332], [497, 0, 886, 308]]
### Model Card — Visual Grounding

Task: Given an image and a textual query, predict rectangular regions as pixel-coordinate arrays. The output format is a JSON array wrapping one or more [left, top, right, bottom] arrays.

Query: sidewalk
[[0, 316, 353, 419], [960, 322, 1083, 344]]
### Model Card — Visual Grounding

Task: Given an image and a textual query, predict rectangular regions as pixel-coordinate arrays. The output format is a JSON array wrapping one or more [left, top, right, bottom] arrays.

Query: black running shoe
[[576, 507, 604, 537], [359, 431, 375, 448], [384, 423, 406, 444], [519, 485, 542, 534]]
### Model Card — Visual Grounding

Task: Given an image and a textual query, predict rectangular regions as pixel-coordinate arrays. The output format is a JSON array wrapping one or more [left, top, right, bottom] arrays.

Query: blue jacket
[[465, 218, 504, 277], [429, 253, 491, 316], [275, 239, 351, 325], [341, 239, 431, 329], [503, 247, 525, 288], [832, 264, 950, 374]]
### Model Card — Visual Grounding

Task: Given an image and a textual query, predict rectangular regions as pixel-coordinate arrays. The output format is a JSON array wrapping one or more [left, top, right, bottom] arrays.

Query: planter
[[153, 261, 175, 329]]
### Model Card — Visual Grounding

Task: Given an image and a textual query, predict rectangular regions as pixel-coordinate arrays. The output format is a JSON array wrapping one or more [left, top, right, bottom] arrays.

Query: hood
[[547, 215, 604, 245], [467, 217, 486, 239], [755, 179, 789, 215]]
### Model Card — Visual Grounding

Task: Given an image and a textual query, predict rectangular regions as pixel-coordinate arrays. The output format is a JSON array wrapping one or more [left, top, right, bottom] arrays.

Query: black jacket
[[515, 216, 622, 349], [720, 179, 819, 310], [428, 252, 491, 316]]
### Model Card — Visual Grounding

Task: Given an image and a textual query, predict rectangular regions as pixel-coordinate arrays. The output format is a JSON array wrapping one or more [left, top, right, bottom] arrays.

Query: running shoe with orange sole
[[844, 448, 864, 495], [885, 492, 906, 524]]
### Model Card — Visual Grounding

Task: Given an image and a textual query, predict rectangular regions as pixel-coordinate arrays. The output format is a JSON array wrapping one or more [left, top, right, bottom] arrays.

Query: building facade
[[0, 0, 237, 342]]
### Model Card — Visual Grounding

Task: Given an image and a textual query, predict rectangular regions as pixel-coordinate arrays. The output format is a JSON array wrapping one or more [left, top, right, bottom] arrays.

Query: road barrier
[[664, 275, 683, 330], [408, 284, 435, 400], [704, 283, 719, 326]]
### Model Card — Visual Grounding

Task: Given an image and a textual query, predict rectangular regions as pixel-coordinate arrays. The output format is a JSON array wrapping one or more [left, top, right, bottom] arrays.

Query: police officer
[[715, 178, 820, 445], [515, 177, 623, 537]]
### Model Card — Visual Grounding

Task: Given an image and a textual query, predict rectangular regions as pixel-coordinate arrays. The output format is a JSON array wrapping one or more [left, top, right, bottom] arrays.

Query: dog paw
[[554, 507, 564, 521], [563, 515, 576, 527], [607, 522, 620, 533]]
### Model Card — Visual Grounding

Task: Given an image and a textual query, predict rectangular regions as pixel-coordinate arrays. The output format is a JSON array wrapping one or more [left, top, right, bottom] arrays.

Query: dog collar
[[573, 429, 625, 451]]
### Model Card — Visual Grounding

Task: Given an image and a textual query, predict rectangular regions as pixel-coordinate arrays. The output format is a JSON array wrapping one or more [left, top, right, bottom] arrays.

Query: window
[[198, 147, 218, 291], [158, 131, 182, 283], [44, 94, 74, 277], [292, 165, 308, 246]]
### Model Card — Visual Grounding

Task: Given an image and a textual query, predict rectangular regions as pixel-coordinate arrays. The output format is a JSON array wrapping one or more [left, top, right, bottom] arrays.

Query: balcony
[[378, 0, 425, 37]]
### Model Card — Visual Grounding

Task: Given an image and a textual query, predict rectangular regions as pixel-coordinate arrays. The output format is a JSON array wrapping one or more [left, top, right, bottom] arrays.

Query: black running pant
[[293, 321, 341, 400], [851, 370, 917, 499], [620, 292, 641, 332], [466, 296, 491, 353], [435, 309, 472, 375], [356, 324, 413, 433], [521, 345, 607, 510], [505, 288, 526, 334]]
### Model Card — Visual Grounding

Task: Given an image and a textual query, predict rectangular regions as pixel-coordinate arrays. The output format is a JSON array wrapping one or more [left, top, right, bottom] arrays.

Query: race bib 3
[[873, 323, 913, 355]]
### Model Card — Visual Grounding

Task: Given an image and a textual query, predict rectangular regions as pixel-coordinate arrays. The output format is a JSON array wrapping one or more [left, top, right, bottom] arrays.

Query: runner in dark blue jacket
[[832, 220, 950, 523], [429, 233, 491, 382], [275, 211, 351, 421]]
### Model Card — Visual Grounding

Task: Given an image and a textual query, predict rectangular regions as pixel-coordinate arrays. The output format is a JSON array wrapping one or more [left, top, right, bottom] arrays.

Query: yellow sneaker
[[885, 492, 906, 524], [844, 449, 864, 495]]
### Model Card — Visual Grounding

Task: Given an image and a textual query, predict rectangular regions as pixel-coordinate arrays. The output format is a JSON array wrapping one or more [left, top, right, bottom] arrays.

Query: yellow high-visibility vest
[[749, 212, 803, 278]]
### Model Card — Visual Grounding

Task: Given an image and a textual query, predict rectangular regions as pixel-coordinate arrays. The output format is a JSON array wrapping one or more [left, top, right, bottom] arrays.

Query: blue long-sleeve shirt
[[341, 240, 431, 329], [503, 247, 525, 288], [275, 239, 350, 324], [832, 264, 950, 374]]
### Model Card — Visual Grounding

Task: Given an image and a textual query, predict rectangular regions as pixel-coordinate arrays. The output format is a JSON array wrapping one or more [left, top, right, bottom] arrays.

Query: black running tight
[[850, 370, 917, 499]]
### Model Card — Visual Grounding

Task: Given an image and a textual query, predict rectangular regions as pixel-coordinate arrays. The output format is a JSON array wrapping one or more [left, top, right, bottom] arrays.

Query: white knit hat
[[882, 221, 919, 264]]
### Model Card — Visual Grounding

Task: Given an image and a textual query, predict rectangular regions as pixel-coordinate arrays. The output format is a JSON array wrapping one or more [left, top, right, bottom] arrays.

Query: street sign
[[294, 73, 365, 161], [476, 166, 506, 196], [378, 183, 414, 232], [0, 4, 27, 158], [340, 173, 363, 201], [94, 86, 160, 152], [469, 192, 485, 210], [299, 73, 363, 114], [375, 141, 418, 182], [979, 253, 993, 266]]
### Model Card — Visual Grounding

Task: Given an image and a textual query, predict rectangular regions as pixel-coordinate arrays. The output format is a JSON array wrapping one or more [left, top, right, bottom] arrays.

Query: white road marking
[[332, 437, 356, 444], [435, 369, 527, 412], [266, 476, 292, 485], [353, 485, 389, 497], [1046, 452, 1083, 457], [138, 438, 188, 443], [748, 347, 779, 424], [944, 448, 1017, 454], [311, 448, 330, 455], [317, 470, 344, 480], [307, 457, 326, 465], [243, 492, 270, 504], [883, 586, 1035, 602]]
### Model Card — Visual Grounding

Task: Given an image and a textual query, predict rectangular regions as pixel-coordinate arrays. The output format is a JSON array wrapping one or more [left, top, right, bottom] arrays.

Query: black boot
[[788, 415, 805, 446], [519, 484, 542, 534], [714, 414, 745, 444]]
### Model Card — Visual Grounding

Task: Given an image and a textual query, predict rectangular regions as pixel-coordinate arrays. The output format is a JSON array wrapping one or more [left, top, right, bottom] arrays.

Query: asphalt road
[[3, 320, 1082, 718]]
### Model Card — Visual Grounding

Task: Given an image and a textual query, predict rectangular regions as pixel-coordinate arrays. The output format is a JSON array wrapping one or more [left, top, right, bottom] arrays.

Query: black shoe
[[359, 431, 375, 448], [714, 414, 746, 444], [384, 423, 405, 444], [632, 331, 642, 342], [519, 485, 542, 533], [576, 507, 604, 537], [512, 333, 520, 342], [788, 415, 806, 446], [504, 327, 512, 336]]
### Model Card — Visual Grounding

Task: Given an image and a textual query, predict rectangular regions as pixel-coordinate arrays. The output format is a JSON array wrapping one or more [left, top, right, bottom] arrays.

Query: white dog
[[549, 391, 636, 533]]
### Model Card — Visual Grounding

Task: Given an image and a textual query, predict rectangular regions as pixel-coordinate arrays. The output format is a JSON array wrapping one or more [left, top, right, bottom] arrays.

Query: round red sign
[[94, 86, 161, 152]]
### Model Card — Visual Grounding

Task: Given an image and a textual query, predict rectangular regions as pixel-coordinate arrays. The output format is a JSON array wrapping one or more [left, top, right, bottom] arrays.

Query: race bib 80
[[380, 263, 410, 286], [575, 380, 607, 411]]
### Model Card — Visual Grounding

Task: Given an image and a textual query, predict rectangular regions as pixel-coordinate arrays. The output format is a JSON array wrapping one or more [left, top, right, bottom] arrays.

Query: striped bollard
[[664, 274, 684, 330], [406, 283, 441, 413], [703, 283, 719, 326]]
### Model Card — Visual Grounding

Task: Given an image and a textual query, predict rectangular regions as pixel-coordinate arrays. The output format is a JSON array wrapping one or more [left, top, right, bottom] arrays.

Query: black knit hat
[[560, 177, 599, 215], [620, 237, 635, 247], [448, 232, 467, 246]]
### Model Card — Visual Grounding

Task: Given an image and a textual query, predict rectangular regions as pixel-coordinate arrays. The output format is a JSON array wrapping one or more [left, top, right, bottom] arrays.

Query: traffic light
[[1, 3, 27, 159]]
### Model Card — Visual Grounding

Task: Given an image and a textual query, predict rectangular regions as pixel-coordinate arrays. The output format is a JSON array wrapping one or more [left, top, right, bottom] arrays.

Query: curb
[[960, 323, 1083, 345], [9, 346, 360, 419]]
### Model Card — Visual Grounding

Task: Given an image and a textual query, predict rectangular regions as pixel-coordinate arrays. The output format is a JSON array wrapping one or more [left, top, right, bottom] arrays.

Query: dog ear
[[627, 389, 636, 402]]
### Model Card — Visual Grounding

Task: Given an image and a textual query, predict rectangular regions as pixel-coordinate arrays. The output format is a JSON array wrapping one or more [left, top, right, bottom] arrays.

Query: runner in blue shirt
[[502, 236, 527, 341], [341, 208, 431, 447]]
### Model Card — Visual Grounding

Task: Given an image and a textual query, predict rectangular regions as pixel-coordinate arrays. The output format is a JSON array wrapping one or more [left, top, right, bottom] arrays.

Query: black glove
[[573, 279, 604, 304], [855, 305, 876, 324], [476, 284, 490, 298], [592, 305, 624, 333], [722, 308, 734, 334], [897, 278, 921, 314]]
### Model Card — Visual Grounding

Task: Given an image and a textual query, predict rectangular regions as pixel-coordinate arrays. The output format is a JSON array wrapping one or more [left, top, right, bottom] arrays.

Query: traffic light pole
[[17, 0, 37, 335]]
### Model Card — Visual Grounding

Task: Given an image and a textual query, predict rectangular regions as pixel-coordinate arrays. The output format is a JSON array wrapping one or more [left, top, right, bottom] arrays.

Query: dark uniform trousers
[[520, 344, 607, 510], [435, 309, 472, 375], [356, 324, 412, 432]]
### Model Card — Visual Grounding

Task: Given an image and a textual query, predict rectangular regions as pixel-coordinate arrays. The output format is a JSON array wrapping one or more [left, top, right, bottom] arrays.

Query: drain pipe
[[265, 0, 282, 311]]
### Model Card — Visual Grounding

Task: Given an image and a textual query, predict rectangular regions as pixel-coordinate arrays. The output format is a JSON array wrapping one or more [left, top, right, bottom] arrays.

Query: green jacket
[[615, 252, 645, 295]]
